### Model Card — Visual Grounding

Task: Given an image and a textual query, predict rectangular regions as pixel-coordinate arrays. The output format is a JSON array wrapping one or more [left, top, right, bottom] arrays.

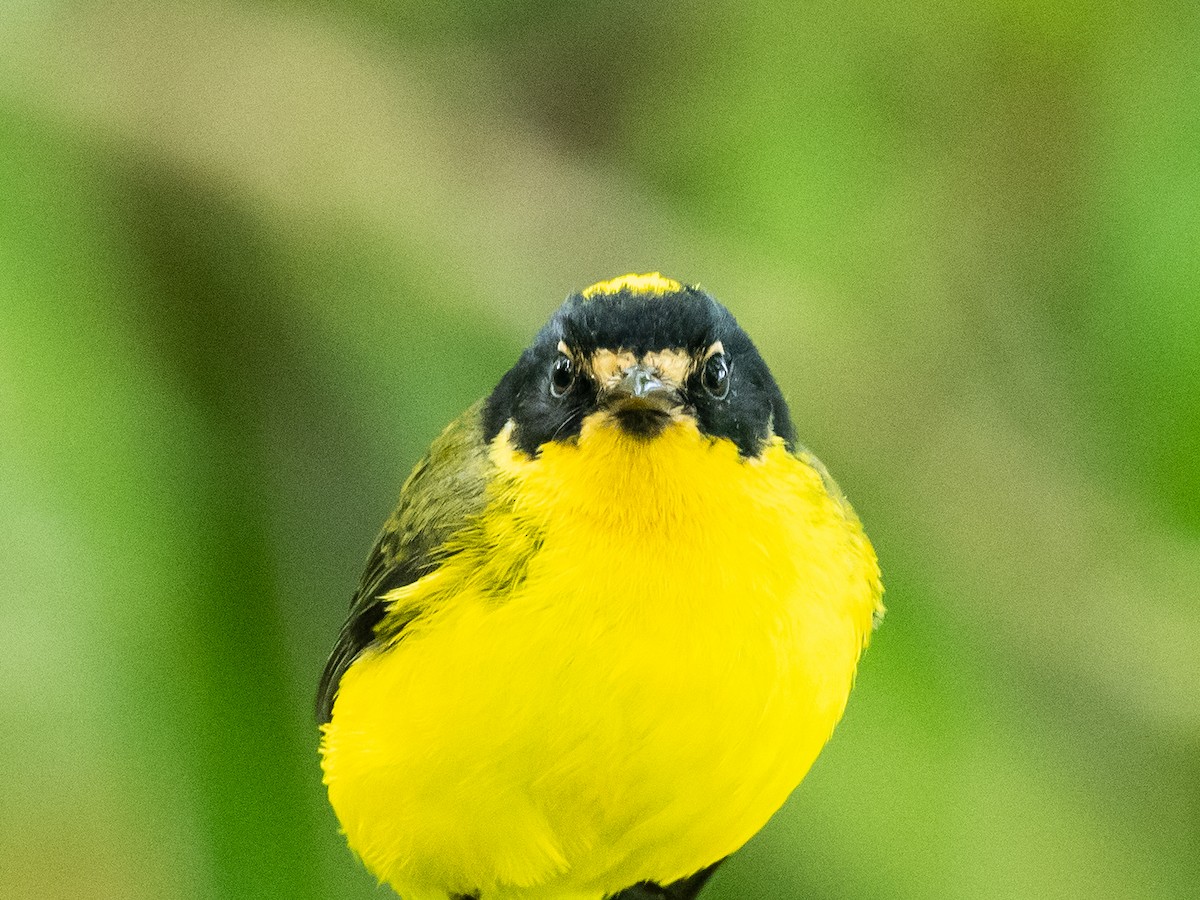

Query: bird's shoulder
[[316, 400, 494, 723]]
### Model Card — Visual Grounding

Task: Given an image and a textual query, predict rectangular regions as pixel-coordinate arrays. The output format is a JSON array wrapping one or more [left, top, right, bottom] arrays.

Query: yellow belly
[[320, 419, 881, 900]]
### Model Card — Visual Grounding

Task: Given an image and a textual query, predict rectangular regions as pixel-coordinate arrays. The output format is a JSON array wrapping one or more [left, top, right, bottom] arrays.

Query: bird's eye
[[701, 353, 731, 400], [550, 354, 575, 397]]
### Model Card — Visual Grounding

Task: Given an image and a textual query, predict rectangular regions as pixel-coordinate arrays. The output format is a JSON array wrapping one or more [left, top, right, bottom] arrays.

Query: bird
[[317, 273, 883, 900]]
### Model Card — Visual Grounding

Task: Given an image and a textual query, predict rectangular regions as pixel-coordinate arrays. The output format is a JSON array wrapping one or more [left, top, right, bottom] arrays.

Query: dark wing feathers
[[605, 861, 726, 900], [316, 401, 493, 723], [318, 401, 727, 898], [314, 545, 414, 724]]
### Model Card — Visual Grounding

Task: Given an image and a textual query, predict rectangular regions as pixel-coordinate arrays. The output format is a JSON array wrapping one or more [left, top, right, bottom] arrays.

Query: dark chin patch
[[613, 407, 672, 439]]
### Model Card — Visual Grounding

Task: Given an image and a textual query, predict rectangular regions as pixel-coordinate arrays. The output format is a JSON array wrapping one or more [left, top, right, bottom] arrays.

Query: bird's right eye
[[550, 354, 575, 397]]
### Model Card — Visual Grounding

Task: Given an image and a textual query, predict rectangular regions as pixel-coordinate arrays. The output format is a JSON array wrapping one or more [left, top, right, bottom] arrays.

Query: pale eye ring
[[701, 353, 731, 399], [549, 354, 575, 397]]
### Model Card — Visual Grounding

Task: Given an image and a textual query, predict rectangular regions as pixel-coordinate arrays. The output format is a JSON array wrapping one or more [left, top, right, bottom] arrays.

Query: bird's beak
[[606, 364, 679, 412], [602, 364, 682, 439]]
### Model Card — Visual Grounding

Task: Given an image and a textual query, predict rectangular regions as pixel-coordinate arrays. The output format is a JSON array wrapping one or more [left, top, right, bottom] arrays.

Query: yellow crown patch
[[581, 272, 683, 300]]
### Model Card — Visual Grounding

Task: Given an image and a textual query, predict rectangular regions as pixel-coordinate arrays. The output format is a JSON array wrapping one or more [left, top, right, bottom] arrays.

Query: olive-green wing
[[316, 401, 493, 723]]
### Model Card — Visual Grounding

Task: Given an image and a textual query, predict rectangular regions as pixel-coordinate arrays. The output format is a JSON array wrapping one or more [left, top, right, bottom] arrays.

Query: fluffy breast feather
[[320, 416, 881, 899]]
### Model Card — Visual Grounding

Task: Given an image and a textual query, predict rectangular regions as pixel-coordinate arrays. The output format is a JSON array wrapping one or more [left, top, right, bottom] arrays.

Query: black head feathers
[[482, 275, 796, 457]]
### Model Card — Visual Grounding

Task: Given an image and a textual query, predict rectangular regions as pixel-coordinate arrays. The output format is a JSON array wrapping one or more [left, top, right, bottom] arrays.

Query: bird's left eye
[[702, 353, 731, 399], [549, 354, 575, 397]]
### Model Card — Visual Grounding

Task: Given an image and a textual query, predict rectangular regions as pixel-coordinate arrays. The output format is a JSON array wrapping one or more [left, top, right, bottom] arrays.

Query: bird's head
[[482, 274, 795, 460]]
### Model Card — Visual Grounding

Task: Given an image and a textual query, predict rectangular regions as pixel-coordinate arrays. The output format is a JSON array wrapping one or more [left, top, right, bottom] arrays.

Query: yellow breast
[[320, 415, 881, 900]]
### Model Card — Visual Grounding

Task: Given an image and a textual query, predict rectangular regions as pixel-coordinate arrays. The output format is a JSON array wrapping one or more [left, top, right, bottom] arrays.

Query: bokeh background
[[2, 2, 1197, 899]]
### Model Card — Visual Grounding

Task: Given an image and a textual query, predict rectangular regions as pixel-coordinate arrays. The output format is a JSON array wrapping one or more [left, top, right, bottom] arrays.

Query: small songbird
[[318, 274, 883, 900]]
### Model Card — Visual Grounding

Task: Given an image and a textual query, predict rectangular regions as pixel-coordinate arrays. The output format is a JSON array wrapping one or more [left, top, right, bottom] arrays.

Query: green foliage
[[1, 3, 1196, 899]]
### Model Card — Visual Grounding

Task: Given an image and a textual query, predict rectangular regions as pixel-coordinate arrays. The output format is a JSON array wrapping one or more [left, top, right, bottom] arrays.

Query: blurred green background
[[2, 2, 1197, 899]]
